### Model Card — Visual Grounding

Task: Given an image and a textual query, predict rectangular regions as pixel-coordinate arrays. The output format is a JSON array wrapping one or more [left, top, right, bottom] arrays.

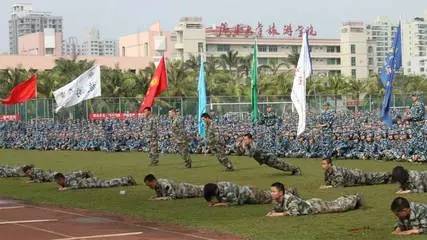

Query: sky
[[0, 0, 426, 53]]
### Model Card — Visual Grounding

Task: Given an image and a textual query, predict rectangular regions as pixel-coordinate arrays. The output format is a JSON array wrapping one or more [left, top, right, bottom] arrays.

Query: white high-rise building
[[403, 11, 427, 75], [81, 28, 118, 56], [8, 3, 63, 54], [366, 16, 399, 73]]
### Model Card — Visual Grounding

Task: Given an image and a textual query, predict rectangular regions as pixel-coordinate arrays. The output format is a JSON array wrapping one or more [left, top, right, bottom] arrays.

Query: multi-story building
[[118, 22, 174, 63], [18, 28, 63, 56], [366, 16, 399, 73], [8, 3, 63, 54], [62, 37, 82, 57], [173, 17, 206, 61], [81, 28, 118, 56], [403, 11, 427, 75]]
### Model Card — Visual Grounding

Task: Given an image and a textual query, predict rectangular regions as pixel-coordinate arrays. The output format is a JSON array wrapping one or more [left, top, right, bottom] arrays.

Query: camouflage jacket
[[145, 115, 158, 140], [171, 116, 187, 143], [319, 110, 335, 133], [217, 181, 270, 205], [205, 121, 224, 146], [272, 193, 312, 216], [395, 202, 427, 234], [407, 170, 427, 193], [410, 101, 425, 122], [154, 178, 203, 199], [324, 165, 362, 187]]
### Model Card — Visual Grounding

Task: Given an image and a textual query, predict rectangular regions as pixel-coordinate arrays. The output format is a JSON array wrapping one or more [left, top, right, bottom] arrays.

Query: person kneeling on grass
[[266, 182, 362, 217], [203, 182, 299, 207], [319, 158, 391, 189], [22, 165, 93, 183], [144, 174, 203, 200], [391, 166, 427, 194], [391, 197, 427, 235], [54, 173, 136, 191]]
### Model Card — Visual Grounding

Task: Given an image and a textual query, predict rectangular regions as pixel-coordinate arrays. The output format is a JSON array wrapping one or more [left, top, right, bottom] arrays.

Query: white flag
[[291, 32, 312, 136], [53, 65, 101, 112]]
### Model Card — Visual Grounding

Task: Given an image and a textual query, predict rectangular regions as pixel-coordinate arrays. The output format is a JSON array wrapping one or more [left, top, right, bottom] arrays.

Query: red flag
[[139, 57, 168, 112], [1, 75, 37, 105]]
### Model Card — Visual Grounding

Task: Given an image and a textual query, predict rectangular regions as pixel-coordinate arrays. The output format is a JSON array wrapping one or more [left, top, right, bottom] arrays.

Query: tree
[[325, 75, 349, 110]]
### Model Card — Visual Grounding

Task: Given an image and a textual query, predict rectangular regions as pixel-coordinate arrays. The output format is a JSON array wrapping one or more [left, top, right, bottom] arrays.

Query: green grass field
[[0, 149, 426, 240]]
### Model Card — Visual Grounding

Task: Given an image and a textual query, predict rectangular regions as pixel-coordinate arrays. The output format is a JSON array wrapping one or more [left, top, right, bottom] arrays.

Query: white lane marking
[[52, 232, 143, 240], [15, 223, 72, 238], [0, 206, 25, 210], [0, 219, 58, 225]]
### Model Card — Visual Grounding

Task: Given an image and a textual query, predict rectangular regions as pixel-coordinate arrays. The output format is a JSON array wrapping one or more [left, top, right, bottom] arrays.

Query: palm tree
[[166, 60, 196, 97], [0, 67, 29, 97], [325, 75, 349, 110], [347, 78, 368, 111], [184, 54, 200, 72], [219, 50, 240, 75], [205, 57, 219, 77], [259, 60, 290, 75]]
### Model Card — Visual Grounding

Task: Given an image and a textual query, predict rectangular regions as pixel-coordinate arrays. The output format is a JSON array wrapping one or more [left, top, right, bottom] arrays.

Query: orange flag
[[1, 75, 37, 105], [139, 57, 168, 112]]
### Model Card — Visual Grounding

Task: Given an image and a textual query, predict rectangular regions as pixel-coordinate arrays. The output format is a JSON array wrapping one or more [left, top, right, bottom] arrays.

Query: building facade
[[8, 3, 63, 54], [18, 28, 63, 56], [403, 12, 427, 75]]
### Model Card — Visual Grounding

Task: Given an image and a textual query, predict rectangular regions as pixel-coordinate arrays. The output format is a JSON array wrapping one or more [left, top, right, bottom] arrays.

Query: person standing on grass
[[168, 108, 192, 168], [319, 158, 392, 189], [142, 107, 159, 166], [201, 113, 234, 171], [267, 182, 363, 217], [391, 197, 427, 235]]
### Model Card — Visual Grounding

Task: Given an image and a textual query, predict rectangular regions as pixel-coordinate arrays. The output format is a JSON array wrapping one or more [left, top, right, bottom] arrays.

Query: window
[[258, 45, 267, 52], [351, 57, 356, 66], [268, 45, 277, 52], [122, 46, 126, 56], [351, 44, 356, 54], [368, 58, 374, 65], [351, 69, 357, 78], [198, 42, 204, 53], [144, 42, 148, 56], [327, 58, 341, 65], [217, 44, 230, 52]]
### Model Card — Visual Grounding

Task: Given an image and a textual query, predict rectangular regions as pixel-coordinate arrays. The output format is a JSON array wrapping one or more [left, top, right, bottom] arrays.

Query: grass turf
[[0, 149, 426, 240]]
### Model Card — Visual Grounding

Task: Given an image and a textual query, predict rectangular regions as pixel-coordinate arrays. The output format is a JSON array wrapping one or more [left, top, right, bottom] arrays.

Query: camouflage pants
[[307, 194, 359, 214], [246, 187, 272, 204], [78, 176, 136, 189], [176, 140, 192, 168], [212, 144, 234, 170], [264, 157, 301, 174], [175, 183, 203, 198], [361, 172, 391, 185], [149, 137, 159, 165], [408, 123, 425, 157], [0, 167, 25, 178]]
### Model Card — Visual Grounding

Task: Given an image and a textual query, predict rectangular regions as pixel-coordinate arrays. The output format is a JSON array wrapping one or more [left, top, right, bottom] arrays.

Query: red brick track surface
[[0, 198, 242, 240]]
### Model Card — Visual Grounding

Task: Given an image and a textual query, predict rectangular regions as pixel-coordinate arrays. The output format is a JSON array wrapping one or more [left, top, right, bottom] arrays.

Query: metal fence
[[0, 94, 424, 121]]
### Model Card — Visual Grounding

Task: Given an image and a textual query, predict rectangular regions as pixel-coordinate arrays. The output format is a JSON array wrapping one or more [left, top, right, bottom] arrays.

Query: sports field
[[0, 149, 426, 240]]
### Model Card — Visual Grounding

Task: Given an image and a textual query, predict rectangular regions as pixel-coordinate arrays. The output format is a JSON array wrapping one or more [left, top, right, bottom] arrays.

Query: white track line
[[0, 206, 25, 210], [0, 219, 58, 225], [29, 206, 224, 240], [52, 232, 143, 240], [15, 223, 72, 238]]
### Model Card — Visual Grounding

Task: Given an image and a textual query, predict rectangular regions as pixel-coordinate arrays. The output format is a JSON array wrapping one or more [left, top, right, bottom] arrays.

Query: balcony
[[174, 43, 184, 49]]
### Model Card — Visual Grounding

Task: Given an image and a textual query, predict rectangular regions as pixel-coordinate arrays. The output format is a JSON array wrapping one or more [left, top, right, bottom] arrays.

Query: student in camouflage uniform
[[405, 93, 425, 162], [391, 197, 427, 235], [0, 164, 28, 177], [54, 172, 136, 191], [169, 109, 192, 168], [143, 107, 159, 166], [320, 158, 391, 188], [203, 181, 299, 206], [203, 181, 272, 206], [262, 106, 278, 127], [144, 174, 203, 200], [317, 102, 335, 158], [22, 165, 93, 183], [267, 182, 362, 217], [391, 166, 427, 194], [201, 113, 234, 171], [238, 133, 302, 175]]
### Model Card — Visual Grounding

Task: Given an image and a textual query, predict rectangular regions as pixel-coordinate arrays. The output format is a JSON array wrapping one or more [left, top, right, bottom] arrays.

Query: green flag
[[250, 40, 259, 123]]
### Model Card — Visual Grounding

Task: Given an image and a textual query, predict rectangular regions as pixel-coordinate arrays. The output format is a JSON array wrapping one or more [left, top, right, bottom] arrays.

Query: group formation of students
[[1, 157, 426, 236]]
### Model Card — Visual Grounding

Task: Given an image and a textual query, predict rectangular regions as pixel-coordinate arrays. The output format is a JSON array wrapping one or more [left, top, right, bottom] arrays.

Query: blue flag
[[380, 23, 402, 127], [198, 55, 207, 137]]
